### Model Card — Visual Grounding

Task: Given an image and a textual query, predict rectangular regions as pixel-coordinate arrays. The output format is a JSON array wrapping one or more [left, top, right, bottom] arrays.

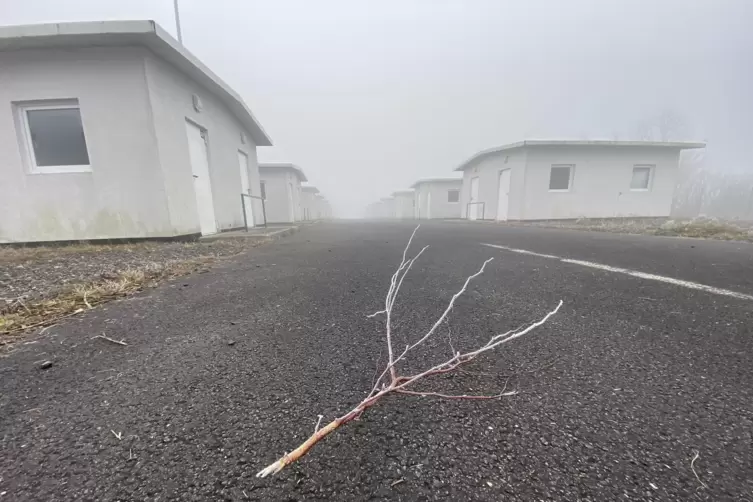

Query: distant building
[[259, 163, 307, 223], [410, 179, 462, 219], [301, 185, 319, 220], [379, 197, 396, 219], [0, 20, 272, 243], [455, 140, 705, 221], [391, 190, 415, 219], [313, 194, 332, 219]]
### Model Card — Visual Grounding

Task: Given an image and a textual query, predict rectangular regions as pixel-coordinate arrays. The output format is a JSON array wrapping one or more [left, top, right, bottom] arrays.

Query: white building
[[301, 185, 319, 221], [314, 195, 332, 220], [379, 197, 396, 219], [410, 179, 462, 219], [0, 20, 272, 243], [258, 163, 307, 223], [391, 190, 415, 219], [456, 140, 705, 221]]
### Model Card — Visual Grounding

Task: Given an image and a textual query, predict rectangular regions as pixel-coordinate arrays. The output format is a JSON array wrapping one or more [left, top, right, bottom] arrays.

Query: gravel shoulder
[[1, 239, 265, 343], [0, 222, 751, 501]]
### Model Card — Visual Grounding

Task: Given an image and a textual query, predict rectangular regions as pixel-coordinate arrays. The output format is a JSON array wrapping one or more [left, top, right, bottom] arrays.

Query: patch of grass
[[528, 217, 753, 243], [0, 257, 213, 338], [652, 220, 753, 241]]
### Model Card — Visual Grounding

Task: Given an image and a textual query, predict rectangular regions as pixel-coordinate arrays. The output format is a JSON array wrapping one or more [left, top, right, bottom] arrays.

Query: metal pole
[[173, 0, 183, 43], [241, 194, 249, 232], [261, 198, 268, 228]]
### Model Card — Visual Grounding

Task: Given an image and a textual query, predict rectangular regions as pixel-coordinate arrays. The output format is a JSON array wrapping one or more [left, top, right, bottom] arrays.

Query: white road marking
[[482, 243, 753, 302]]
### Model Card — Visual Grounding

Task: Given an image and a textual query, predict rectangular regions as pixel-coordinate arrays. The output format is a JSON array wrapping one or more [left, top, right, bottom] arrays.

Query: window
[[447, 189, 460, 203], [16, 100, 90, 173], [631, 165, 653, 190], [260, 181, 267, 200], [549, 165, 573, 191]]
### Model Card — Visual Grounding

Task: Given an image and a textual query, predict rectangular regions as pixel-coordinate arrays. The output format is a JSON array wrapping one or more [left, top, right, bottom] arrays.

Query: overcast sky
[[2, 0, 751, 217]]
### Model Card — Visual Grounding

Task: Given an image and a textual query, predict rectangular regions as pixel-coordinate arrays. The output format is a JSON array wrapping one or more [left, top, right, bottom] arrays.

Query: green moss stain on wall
[[17, 207, 173, 242]]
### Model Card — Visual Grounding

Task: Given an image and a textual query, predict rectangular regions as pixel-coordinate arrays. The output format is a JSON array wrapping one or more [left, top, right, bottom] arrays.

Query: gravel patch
[[0, 239, 263, 340]]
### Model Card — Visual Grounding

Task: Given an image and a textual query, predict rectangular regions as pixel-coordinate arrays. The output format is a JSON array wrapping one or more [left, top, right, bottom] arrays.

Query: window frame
[[447, 188, 460, 203], [630, 165, 654, 191], [16, 99, 92, 174], [548, 164, 574, 192]]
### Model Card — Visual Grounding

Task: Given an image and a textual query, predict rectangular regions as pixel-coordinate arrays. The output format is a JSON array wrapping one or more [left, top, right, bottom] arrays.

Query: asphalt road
[[1, 221, 752, 501]]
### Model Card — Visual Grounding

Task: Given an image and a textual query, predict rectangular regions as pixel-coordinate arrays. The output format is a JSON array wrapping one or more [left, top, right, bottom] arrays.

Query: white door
[[185, 121, 217, 235], [469, 177, 480, 220], [237, 151, 255, 228], [496, 169, 511, 221]]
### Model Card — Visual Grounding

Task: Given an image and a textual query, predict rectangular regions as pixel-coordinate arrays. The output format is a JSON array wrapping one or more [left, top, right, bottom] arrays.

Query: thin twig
[[83, 291, 92, 309], [395, 389, 517, 400], [390, 479, 404, 487], [39, 324, 58, 335], [3, 308, 84, 334], [111, 430, 123, 440], [255, 226, 563, 478], [690, 450, 708, 489], [314, 415, 323, 433], [94, 334, 128, 346]]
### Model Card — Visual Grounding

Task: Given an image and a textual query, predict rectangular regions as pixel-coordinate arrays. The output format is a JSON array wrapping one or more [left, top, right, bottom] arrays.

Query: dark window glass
[[447, 189, 459, 202], [26, 107, 90, 167], [549, 166, 571, 190]]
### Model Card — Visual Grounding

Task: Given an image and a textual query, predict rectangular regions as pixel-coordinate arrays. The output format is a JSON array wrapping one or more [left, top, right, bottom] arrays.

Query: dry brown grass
[[0, 257, 213, 338], [651, 220, 753, 241], [527, 218, 753, 242]]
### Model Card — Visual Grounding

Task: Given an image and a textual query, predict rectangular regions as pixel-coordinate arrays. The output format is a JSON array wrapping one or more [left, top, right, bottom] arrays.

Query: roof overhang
[[409, 178, 462, 188], [455, 139, 707, 171], [258, 163, 307, 182], [391, 189, 414, 197], [0, 20, 272, 146], [301, 185, 319, 194]]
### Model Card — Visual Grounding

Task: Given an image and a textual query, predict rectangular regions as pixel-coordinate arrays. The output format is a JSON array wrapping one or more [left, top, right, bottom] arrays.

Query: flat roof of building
[[0, 20, 272, 146], [301, 185, 319, 193], [258, 163, 308, 182], [455, 139, 706, 171], [391, 189, 414, 196], [409, 178, 462, 188]]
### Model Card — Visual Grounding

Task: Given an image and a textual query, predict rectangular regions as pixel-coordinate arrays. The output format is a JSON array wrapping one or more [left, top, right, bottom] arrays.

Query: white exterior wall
[[393, 193, 415, 219], [414, 181, 462, 219], [0, 45, 266, 243], [519, 146, 681, 219], [460, 150, 527, 220], [259, 167, 302, 223], [380, 199, 396, 218], [144, 54, 264, 231], [0, 47, 169, 242], [301, 190, 318, 220]]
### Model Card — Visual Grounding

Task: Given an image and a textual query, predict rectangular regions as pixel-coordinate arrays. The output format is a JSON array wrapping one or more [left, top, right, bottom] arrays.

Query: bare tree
[[257, 225, 562, 477], [633, 108, 691, 142]]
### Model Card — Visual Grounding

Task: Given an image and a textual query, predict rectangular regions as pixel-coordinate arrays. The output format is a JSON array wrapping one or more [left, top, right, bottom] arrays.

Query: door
[[237, 151, 255, 228], [185, 121, 217, 235], [469, 177, 480, 220], [496, 169, 511, 221]]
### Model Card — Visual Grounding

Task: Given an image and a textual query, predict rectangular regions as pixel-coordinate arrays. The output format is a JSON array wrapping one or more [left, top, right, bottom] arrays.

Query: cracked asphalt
[[1, 221, 751, 501]]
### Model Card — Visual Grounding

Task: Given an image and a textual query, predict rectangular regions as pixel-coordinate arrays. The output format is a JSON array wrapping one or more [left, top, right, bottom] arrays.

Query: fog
[[2, 0, 751, 218]]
